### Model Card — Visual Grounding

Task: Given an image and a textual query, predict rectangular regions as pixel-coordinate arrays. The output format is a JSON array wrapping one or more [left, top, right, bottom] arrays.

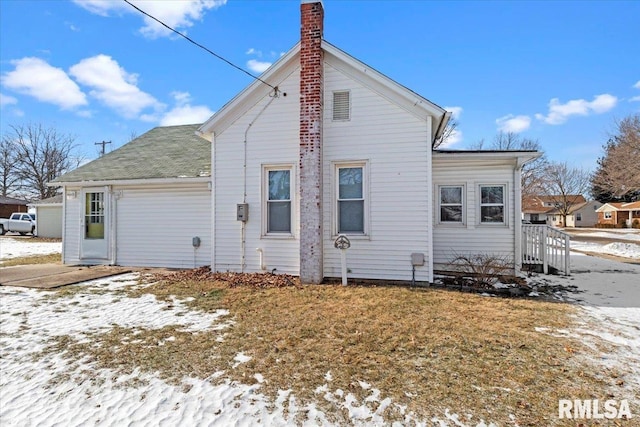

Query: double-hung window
[[337, 164, 365, 234], [265, 167, 292, 234], [604, 211, 612, 219], [479, 185, 506, 224], [439, 186, 464, 224]]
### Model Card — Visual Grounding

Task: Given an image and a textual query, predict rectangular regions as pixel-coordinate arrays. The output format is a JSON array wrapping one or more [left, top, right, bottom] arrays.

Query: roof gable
[[198, 40, 448, 142], [54, 124, 210, 184]]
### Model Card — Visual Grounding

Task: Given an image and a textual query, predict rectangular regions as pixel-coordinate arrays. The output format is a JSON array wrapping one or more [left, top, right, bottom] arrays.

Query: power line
[[122, 0, 277, 92], [95, 140, 111, 156]]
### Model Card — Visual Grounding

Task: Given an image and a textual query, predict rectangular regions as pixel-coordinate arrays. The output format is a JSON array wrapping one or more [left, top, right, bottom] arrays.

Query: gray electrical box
[[411, 252, 425, 266], [237, 203, 249, 222], [192, 237, 201, 248]]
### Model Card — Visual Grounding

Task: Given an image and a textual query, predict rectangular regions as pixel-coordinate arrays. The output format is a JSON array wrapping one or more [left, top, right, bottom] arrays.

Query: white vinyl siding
[[62, 188, 81, 264], [432, 155, 516, 272], [34, 205, 62, 238], [213, 66, 300, 274], [322, 60, 432, 282], [115, 185, 211, 268]]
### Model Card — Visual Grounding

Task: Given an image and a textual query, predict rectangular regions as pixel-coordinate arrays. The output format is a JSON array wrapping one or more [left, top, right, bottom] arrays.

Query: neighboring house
[[28, 195, 63, 238], [596, 201, 640, 227], [0, 195, 29, 218], [547, 200, 601, 228], [53, 1, 539, 282], [522, 195, 586, 225]]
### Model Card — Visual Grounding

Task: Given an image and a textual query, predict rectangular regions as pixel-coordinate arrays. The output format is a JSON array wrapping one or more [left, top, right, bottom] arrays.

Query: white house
[[53, 0, 539, 283]]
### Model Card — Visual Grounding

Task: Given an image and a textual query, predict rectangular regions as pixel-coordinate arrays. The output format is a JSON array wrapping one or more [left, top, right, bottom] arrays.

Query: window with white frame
[[576, 213, 582, 221], [604, 211, 612, 219], [264, 167, 292, 234], [439, 185, 464, 223], [479, 185, 505, 224], [336, 164, 365, 234]]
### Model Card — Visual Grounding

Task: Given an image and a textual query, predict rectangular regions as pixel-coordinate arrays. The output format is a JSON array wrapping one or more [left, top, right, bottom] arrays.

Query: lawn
[[36, 270, 625, 426]]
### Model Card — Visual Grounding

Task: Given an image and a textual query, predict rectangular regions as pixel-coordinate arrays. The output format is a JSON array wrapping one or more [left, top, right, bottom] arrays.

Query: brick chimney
[[299, 0, 324, 284]]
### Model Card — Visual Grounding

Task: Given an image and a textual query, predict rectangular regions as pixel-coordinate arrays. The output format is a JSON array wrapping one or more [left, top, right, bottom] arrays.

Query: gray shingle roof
[[54, 124, 210, 183], [29, 195, 63, 205], [0, 195, 29, 205]]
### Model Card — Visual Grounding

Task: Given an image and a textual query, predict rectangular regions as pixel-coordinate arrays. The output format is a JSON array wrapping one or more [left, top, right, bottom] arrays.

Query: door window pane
[[85, 192, 104, 239]]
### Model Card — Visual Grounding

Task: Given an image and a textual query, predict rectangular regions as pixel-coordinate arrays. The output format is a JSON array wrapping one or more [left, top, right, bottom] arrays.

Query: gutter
[[49, 176, 211, 188]]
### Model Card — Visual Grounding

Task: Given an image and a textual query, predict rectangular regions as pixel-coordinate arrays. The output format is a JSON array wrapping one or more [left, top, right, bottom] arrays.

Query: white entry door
[[80, 189, 109, 260]]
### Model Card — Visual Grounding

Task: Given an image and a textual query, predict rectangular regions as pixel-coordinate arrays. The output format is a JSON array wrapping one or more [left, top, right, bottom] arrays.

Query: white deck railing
[[522, 225, 570, 275]]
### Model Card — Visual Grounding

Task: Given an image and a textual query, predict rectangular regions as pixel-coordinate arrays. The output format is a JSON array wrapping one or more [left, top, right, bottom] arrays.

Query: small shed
[[29, 195, 63, 238], [0, 195, 29, 218]]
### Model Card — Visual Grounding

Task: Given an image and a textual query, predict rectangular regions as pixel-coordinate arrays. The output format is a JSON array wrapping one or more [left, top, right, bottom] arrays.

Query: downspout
[[514, 159, 523, 274], [426, 116, 434, 283], [241, 89, 280, 272]]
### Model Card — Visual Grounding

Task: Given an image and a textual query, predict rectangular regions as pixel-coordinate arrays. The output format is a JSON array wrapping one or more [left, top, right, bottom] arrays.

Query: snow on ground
[[0, 237, 62, 260], [0, 273, 498, 426], [580, 230, 640, 242], [571, 240, 640, 259], [528, 252, 640, 396]]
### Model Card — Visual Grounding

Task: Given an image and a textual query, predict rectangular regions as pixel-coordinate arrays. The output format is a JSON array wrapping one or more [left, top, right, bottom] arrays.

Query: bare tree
[[0, 137, 21, 197], [433, 118, 459, 149], [541, 161, 591, 226], [4, 123, 83, 200], [591, 114, 640, 202]]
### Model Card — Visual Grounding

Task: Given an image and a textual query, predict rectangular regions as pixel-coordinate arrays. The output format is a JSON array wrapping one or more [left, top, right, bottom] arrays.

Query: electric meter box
[[237, 203, 249, 222]]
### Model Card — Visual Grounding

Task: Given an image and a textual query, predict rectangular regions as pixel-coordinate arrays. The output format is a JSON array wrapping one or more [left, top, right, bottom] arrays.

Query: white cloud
[[246, 48, 260, 56], [634, 80, 640, 89], [0, 93, 18, 107], [535, 94, 617, 125], [159, 91, 213, 126], [247, 59, 272, 74], [444, 106, 463, 120], [1, 57, 87, 109], [630, 96, 640, 103], [443, 129, 463, 148], [496, 114, 531, 133], [73, 0, 227, 39], [69, 54, 163, 119]]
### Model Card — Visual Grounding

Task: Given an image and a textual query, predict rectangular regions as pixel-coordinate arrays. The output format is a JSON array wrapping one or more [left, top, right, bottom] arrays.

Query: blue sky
[[1, 0, 639, 170]]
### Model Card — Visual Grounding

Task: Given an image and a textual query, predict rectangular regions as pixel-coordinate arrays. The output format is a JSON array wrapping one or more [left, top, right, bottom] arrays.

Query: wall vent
[[332, 90, 350, 121]]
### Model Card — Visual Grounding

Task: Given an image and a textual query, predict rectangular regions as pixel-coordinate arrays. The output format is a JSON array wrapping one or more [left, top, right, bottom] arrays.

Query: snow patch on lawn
[[0, 237, 62, 260], [571, 240, 640, 259]]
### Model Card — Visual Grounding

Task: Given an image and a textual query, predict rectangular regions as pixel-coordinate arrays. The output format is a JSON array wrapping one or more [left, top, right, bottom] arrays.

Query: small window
[[480, 185, 505, 224], [265, 168, 292, 234], [337, 164, 365, 234], [604, 211, 612, 219], [85, 192, 104, 239], [333, 90, 350, 121], [439, 186, 463, 223], [576, 213, 582, 221]]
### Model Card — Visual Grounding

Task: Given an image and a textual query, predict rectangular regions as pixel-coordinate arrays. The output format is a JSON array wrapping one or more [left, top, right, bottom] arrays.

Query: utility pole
[[95, 140, 111, 156]]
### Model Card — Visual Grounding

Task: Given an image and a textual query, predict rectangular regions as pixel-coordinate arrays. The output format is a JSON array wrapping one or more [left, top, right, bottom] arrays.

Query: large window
[[480, 185, 505, 224], [439, 185, 464, 223], [85, 192, 104, 239], [265, 167, 292, 234], [337, 164, 365, 234]]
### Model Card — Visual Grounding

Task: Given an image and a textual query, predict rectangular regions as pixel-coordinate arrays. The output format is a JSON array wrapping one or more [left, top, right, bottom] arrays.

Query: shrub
[[595, 223, 619, 229], [633, 219, 640, 229], [449, 253, 513, 288]]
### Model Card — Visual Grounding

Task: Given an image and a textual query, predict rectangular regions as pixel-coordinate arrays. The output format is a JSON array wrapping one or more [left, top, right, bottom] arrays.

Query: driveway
[[0, 264, 131, 289]]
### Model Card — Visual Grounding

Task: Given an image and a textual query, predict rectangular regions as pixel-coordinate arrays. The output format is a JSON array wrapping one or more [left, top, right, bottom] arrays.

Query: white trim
[[332, 161, 369, 237], [477, 183, 508, 226], [425, 116, 434, 283], [261, 164, 296, 238], [436, 184, 466, 226]]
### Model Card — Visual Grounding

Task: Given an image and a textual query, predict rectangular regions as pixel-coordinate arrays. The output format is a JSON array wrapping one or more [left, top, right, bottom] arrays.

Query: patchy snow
[[0, 237, 62, 260], [0, 271, 497, 426], [571, 240, 640, 259]]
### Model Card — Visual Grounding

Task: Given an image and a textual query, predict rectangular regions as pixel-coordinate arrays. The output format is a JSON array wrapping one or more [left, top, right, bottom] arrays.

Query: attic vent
[[332, 90, 350, 121]]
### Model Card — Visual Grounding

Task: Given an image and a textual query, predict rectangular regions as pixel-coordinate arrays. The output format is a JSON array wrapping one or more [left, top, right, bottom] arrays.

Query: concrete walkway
[[0, 264, 131, 289]]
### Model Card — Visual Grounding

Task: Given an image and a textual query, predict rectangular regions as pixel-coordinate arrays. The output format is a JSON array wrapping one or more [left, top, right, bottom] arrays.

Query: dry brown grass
[[1, 252, 61, 267], [41, 276, 624, 426]]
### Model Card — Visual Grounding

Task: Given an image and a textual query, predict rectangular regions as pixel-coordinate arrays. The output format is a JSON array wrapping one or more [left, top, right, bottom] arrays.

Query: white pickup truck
[[0, 212, 36, 235]]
